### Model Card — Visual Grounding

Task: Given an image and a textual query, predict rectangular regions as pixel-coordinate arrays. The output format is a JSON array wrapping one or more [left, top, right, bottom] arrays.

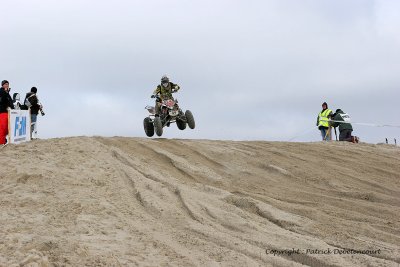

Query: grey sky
[[1, 0, 399, 143]]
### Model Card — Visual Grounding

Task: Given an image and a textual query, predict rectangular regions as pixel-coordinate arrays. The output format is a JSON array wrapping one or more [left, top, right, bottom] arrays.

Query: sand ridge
[[0, 137, 399, 266]]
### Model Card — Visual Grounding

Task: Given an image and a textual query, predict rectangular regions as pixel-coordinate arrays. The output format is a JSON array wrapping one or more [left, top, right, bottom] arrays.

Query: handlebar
[[151, 90, 178, 99]]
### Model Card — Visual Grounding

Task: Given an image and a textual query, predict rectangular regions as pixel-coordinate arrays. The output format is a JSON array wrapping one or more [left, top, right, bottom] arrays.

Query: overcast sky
[[1, 0, 399, 143]]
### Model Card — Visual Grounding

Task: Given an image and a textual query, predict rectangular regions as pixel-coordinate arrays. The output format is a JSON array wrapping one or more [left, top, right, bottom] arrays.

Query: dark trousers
[[339, 129, 353, 142]]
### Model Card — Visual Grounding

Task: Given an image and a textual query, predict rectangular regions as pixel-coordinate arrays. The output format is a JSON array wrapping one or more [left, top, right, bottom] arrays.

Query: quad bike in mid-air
[[143, 92, 195, 137]]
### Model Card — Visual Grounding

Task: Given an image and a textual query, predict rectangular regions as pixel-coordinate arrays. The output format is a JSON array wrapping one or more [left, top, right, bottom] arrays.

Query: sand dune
[[0, 137, 399, 266]]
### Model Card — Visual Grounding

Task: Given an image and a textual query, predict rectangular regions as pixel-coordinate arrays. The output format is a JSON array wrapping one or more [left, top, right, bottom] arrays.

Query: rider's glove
[[151, 94, 156, 98]]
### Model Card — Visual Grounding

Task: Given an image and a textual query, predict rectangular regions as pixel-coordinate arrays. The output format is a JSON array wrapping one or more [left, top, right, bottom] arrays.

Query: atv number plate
[[169, 110, 178, 116]]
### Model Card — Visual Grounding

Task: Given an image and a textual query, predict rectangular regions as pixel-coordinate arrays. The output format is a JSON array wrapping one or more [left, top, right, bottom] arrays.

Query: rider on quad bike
[[144, 75, 195, 137], [151, 75, 180, 116]]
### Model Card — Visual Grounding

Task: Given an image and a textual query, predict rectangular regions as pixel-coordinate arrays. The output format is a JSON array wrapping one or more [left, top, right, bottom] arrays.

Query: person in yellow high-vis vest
[[316, 102, 333, 141]]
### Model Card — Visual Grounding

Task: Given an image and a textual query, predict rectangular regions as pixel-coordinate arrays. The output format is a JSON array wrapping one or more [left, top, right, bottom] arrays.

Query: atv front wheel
[[154, 116, 163, 136], [176, 118, 187, 130], [185, 110, 195, 129], [143, 117, 154, 137]]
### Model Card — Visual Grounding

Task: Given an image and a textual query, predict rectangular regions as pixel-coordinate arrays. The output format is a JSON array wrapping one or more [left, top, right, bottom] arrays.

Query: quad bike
[[143, 93, 195, 137]]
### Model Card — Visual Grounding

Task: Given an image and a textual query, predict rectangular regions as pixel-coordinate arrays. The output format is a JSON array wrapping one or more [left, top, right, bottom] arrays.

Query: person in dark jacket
[[331, 109, 359, 143], [0, 80, 14, 144], [24, 87, 43, 138]]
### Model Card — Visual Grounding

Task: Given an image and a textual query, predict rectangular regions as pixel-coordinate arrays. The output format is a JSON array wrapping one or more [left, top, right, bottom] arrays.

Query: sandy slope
[[0, 137, 399, 267]]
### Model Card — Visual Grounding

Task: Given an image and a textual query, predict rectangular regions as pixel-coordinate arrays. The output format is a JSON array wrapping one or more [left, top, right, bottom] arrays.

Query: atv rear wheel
[[154, 116, 163, 136], [176, 118, 186, 130], [185, 110, 195, 129], [143, 117, 154, 137]]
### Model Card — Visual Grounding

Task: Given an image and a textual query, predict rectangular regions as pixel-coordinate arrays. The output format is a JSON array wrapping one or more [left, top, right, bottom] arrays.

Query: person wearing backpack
[[24, 87, 43, 138]]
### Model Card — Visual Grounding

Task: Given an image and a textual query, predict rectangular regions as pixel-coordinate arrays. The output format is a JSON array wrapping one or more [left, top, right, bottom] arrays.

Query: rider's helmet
[[161, 75, 169, 87]]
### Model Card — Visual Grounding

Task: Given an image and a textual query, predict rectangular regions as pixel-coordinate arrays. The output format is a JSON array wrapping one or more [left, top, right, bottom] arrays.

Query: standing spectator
[[316, 102, 333, 141], [12, 93, 22, 109], [0, 80, 14, 144], [24, 87, 43, 138]]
